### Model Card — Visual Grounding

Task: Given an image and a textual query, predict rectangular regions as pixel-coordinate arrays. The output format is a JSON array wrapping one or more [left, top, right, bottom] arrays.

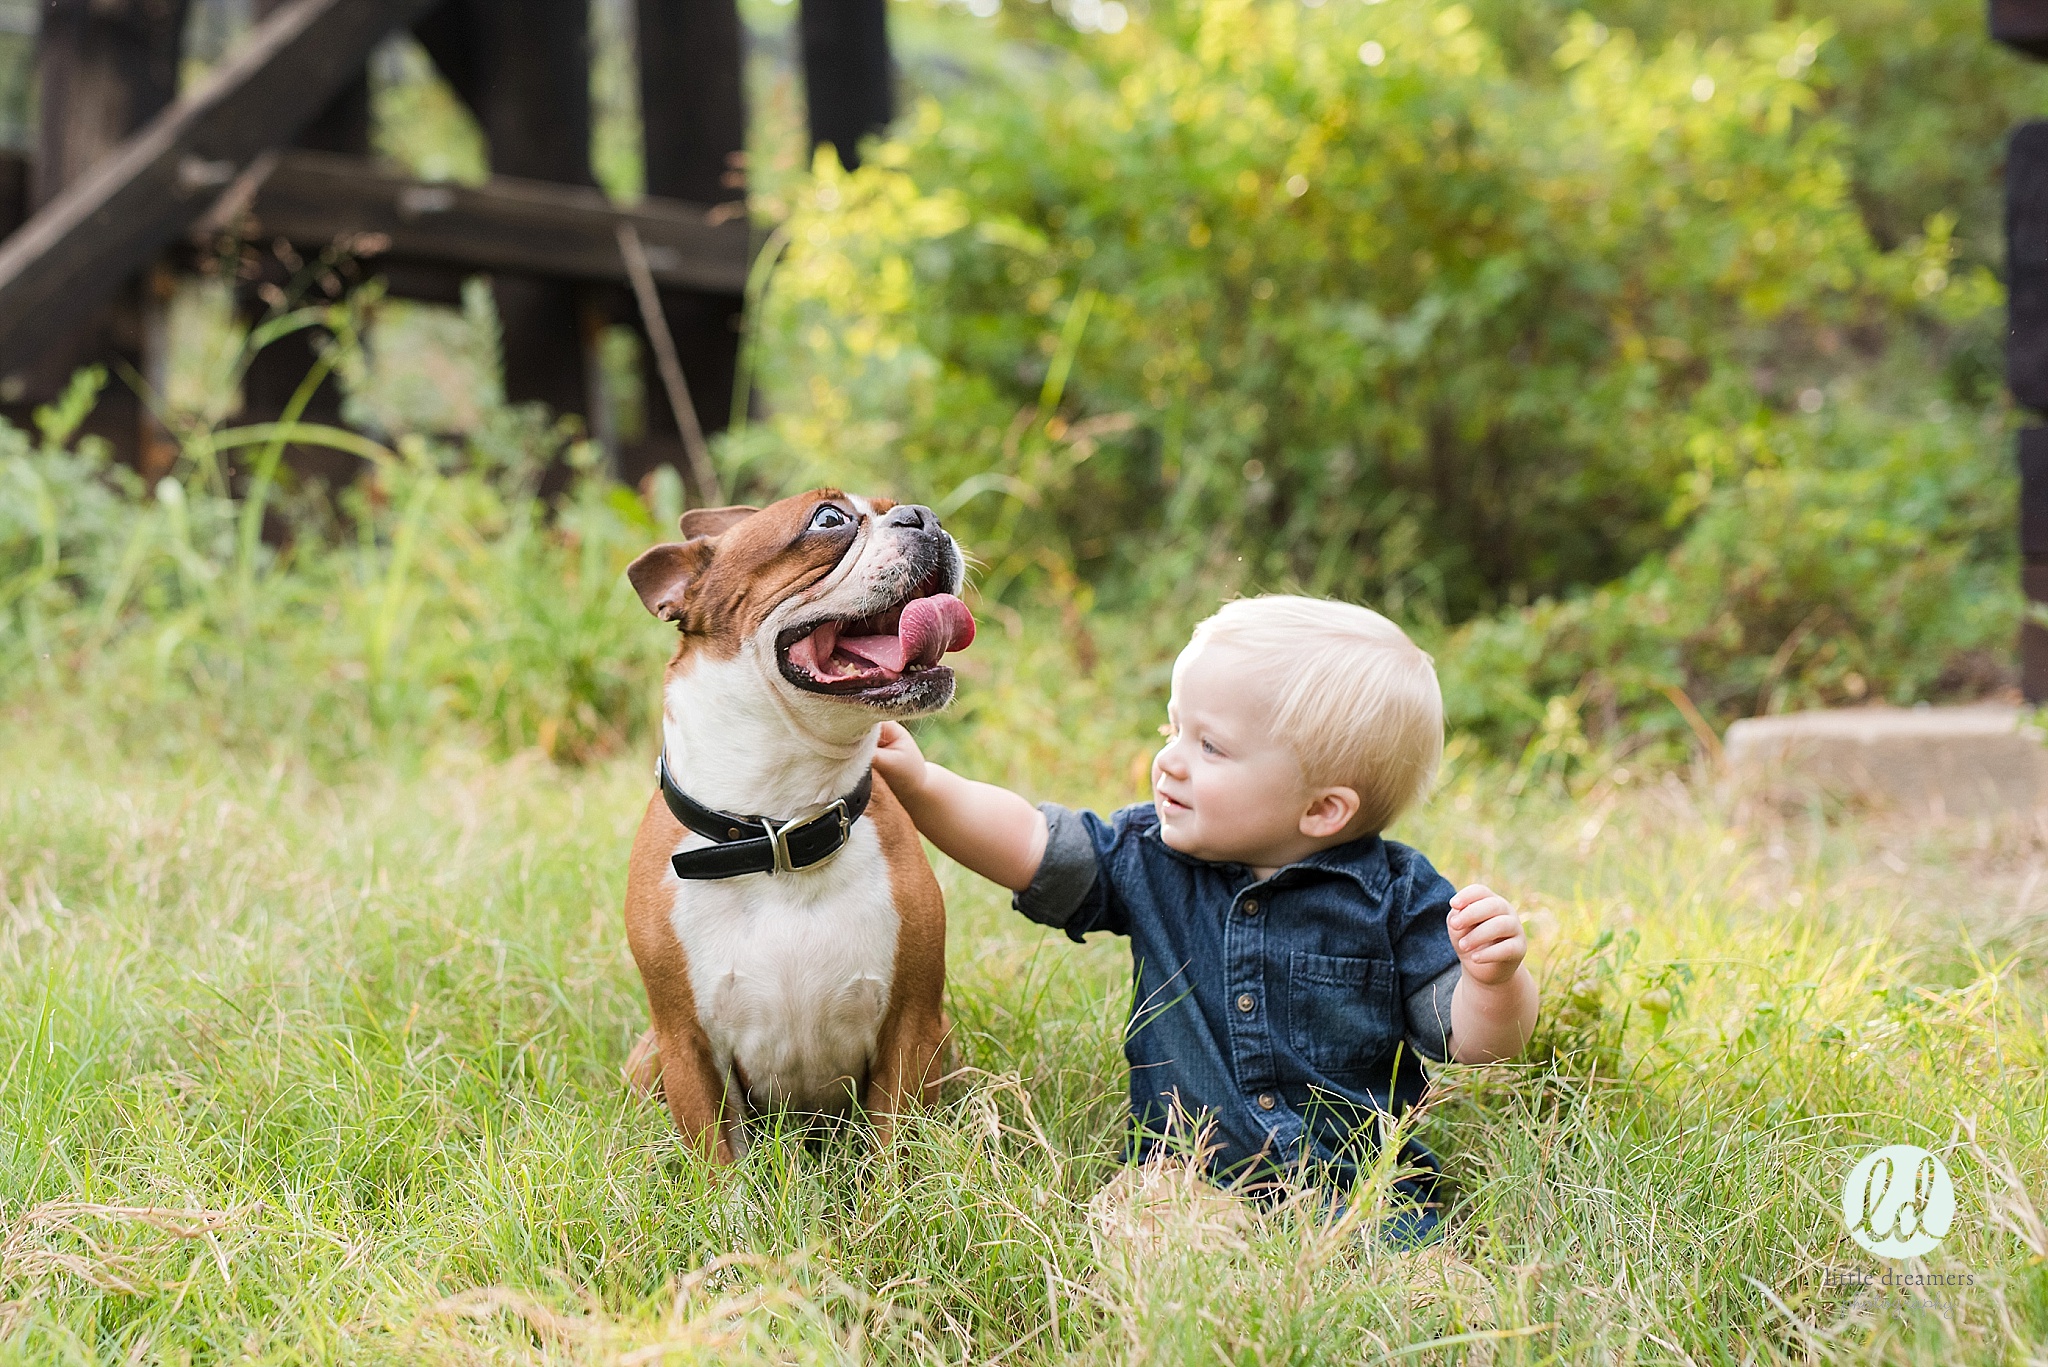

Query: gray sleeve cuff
[[1405, 964, 1462, 1063], [1013, 802, 1099, 931]]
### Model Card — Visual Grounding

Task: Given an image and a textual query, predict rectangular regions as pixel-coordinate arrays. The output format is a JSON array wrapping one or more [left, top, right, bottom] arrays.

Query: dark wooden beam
[[242, 151, 751, 294], [0, 152, 27, 242], [801, 0, 894, 171], [2007, 121, 2048, 414], [255, 0, 372, 157], [1993, 0, 2048, 58], [0, 0, 437, 383], [239, 0, 373, 491], [1995, 12, 2048, 696], [2022, 428, 2048, 702], [35, 0, 193, 207], [2011, 120, 2048, 699], [411, 0, 596, 427], [26, 0, 193, 471], [431, 0, 593, 188], [642, 0, 747, 206], [628, 0, 748, 488]]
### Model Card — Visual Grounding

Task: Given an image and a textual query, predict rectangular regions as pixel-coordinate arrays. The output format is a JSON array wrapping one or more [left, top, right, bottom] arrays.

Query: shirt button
[[1242, 899, 1260, 915], [1257, 1092, 1276, 1111], [1236, 993, 1256, 1014]]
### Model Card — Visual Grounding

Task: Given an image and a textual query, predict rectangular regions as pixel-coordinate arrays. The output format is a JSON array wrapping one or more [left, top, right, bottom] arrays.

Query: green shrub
[[1467, 0, 2048, 279], [722, 0, 2020, 761], [1438, 398, 2018, 766], [741, 0, 1984, 624]]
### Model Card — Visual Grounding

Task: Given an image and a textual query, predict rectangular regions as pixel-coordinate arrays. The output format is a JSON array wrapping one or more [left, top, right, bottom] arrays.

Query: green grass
[[2, 615, 2045, 1364]]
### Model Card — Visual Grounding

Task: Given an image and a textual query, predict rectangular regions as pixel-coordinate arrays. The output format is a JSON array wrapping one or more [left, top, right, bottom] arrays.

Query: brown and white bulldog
[[619, 489, 975, 1160]]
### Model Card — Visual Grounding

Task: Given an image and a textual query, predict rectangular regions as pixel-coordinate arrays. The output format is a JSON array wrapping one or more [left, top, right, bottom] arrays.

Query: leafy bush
[[1467, 0, 2048, 278], [723, 0, 2022, 760], [1438, 401, 2018, 771], [743, 1, 1983, 625]]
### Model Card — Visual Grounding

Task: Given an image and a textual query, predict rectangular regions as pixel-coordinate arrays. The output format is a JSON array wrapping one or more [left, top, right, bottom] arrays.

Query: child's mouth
[[1155, 790, 1191, 816]]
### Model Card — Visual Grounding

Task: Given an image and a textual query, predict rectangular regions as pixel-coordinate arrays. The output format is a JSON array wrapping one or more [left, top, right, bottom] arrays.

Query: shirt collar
[[1274, 830, 1392, 895], [1140, 816, 1392, 896]]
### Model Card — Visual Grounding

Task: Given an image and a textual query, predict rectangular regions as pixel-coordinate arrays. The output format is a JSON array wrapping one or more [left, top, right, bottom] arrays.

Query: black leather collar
[[657, 750, 872, 880]]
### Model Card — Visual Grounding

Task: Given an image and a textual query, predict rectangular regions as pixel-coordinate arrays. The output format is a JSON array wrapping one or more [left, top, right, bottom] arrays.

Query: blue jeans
[[1378, 1203, 1445, 1249]]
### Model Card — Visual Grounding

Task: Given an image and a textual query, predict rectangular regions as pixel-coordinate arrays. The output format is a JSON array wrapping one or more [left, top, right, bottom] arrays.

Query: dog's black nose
[[883, 504, 936, 532]]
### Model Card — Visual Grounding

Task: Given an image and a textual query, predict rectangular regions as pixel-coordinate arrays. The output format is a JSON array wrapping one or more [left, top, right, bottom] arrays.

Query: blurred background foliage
[[0, 0, 2039, 776], [738, 0, 2030, 761]]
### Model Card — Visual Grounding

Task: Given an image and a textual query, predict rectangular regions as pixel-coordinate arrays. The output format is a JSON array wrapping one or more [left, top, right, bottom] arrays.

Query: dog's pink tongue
[[838, 594, 976, 674], [901, 593, 975, 666]]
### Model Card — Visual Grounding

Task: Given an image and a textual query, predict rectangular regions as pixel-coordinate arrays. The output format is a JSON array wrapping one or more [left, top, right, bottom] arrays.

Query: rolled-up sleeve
[[1013, 803, 1132, 940], [1388, 844, 1463, 1060], [1403, 964, 1461, 1063]]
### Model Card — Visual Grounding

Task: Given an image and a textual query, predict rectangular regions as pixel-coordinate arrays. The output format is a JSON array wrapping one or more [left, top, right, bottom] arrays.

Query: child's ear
[[1300, 786, 1361, 840]]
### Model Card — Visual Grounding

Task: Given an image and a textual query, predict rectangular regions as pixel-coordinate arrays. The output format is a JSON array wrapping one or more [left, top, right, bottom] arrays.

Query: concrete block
[[1723, 706, 2048, 817]]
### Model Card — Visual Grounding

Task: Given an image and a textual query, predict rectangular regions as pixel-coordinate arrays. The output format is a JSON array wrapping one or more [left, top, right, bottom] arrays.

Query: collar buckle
[[766, 797, 852, 874]]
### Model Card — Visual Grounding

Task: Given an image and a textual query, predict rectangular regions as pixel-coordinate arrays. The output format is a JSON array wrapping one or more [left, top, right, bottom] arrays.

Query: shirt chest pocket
[[1285, 952, 1402, 1079]]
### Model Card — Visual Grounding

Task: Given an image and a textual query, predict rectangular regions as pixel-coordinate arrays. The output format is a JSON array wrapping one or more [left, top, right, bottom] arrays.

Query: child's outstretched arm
[[873, 722, 1049, 891], [1446, 884, 1539, 1063]]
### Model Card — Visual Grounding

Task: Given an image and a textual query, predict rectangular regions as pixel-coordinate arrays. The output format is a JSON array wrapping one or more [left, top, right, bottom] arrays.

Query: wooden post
[[240, 0, 371, 490], [1998, 4, 2048, 699], [2021, 428, 2048, 697], [1994, 0, 2048, 58], [799, 0, 893, 171], [416, 0, 596, 427], [0, 152, 28, 240], [2015, 121, 2048, 700], [34, 0, 192, 208], [624, 0, 747, 491], [20, 0, 192, 467]]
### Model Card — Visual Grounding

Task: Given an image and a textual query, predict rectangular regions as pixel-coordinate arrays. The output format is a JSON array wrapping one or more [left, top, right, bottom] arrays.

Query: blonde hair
[[1186, 594, 1442, 833]]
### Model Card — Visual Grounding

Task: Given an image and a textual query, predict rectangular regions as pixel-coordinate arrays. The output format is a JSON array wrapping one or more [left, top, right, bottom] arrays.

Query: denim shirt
[[1016, 802, 1462, 1198]]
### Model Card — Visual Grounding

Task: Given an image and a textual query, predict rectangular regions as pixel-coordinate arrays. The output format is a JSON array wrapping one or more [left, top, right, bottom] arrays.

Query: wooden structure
[[0, 0, 894, 488], [1997, 1, 2048, 700]]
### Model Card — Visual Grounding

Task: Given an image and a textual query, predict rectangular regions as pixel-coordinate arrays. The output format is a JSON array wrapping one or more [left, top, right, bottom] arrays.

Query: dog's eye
[[808, 504, 853, 532]]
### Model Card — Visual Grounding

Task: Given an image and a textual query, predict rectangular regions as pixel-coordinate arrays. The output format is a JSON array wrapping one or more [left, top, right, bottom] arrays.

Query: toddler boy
[[872, 595, 1537, 1232]]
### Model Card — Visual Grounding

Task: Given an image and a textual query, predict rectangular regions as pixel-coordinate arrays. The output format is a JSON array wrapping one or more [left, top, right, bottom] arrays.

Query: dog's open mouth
[[778, 572, 976, 698]]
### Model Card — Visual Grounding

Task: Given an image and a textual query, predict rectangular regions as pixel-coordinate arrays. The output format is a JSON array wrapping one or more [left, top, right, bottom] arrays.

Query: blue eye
[[809, 504, 853, 531], [1201, 738, 1219, 755]]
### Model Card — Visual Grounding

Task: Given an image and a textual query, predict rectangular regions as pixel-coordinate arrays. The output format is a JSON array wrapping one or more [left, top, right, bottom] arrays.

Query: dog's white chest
[[668, 820, 898, 1113]]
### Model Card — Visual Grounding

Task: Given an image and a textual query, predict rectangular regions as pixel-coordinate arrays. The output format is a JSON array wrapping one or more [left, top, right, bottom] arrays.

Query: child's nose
[[1154, 743, 1187, 779]]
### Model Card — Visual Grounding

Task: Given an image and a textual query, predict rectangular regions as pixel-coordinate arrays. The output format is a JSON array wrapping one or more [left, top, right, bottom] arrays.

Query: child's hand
[[1447, 884, 1527, 986], [872, 721, 929, 798], [869, 723, 1047, 890]]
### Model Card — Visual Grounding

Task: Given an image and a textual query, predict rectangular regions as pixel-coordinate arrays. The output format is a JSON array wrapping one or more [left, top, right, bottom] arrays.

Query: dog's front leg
[[862, 1014, 945, 1145], [863, 785, 950, 1143], [639, 1019, 738, 1162], [861, 951, 947, 1142]]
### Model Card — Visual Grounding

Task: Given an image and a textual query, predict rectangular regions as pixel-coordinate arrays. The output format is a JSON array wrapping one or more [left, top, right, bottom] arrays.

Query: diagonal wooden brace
[[0, 0, 439, 382]]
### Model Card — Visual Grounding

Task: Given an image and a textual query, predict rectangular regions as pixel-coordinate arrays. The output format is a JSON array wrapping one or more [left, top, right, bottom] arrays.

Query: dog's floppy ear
[[678, 505, 758, 539], [627, 537, 719, 623]]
